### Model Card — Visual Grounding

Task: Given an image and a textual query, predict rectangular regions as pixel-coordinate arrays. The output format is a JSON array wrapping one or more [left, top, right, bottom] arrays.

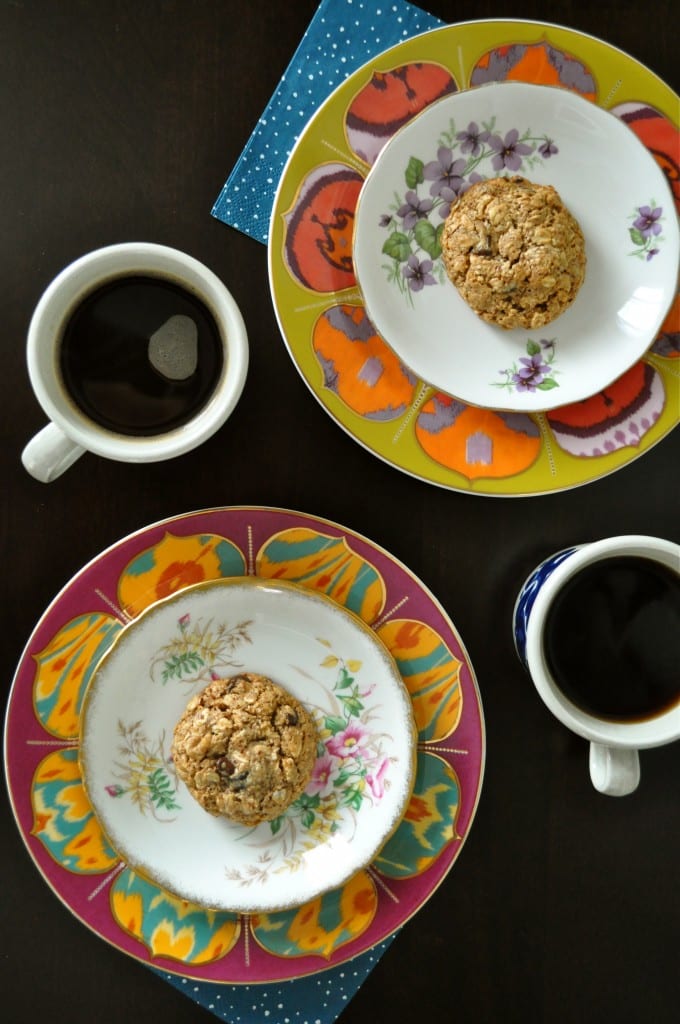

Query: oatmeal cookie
[[441, 175, 586, 329], [172, 673, 318, 826]]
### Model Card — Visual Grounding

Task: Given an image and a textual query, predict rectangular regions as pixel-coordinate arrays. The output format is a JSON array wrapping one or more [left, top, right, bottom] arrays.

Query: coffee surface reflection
[[59, 275, 224, 436]]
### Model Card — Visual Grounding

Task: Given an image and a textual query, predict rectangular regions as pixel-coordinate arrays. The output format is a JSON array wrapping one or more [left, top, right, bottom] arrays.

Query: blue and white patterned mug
[[513, 535, 680, 796]]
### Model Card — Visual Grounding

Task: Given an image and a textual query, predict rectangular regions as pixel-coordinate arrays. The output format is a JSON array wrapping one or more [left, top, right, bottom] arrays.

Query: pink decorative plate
[[4, 507, 485, 983]]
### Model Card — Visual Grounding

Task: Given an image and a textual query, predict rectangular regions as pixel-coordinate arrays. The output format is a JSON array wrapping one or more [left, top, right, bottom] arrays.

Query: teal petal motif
[[31, 747, 119, 873], [110, 868, 240, 964], [251, 870, 377, 959], [372, 752, 460, 879], [257, 527, 386, 623], [33, 613, 122, 738]]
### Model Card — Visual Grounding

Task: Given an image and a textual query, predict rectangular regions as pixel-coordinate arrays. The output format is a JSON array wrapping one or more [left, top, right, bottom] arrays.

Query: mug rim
[[26, 242, 249, 462], [524, 535, 680, 749]]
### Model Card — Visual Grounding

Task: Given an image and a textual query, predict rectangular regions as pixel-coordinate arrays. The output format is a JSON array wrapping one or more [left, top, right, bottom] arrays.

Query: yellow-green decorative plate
[[268, 20, 679, 495], [4, 507, 484, 983]]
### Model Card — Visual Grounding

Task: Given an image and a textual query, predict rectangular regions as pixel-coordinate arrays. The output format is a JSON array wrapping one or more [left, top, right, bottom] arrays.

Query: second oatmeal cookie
[[172, 673, 318, 826]]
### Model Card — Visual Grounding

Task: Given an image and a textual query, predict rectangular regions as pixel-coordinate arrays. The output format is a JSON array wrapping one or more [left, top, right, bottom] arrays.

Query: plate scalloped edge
[[267, 19, 680, 497], [4, 506, 486, 983]]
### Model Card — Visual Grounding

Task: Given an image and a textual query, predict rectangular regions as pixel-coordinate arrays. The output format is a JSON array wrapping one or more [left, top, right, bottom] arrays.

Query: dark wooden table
[[1, 2, 678, 1022]]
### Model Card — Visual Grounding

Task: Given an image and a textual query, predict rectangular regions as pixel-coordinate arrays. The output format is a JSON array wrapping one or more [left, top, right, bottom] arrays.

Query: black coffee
[[59, 275, 224, 436], [543, 555, 680, 722]]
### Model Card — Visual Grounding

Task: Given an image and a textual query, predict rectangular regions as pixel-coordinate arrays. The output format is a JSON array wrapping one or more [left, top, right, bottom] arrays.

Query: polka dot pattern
[[159, 938, 396, 1023], [211, 0, 443, 244]]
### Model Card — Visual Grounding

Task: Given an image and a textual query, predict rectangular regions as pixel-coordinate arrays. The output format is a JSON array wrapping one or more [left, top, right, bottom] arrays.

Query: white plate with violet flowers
[[79, 577, 416, 914], [352, 81, 679, 411]]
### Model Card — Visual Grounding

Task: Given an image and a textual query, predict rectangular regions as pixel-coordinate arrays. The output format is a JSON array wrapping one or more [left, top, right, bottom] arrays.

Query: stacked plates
[[4, 506, 484, 983], [268, 21, 680, 496]]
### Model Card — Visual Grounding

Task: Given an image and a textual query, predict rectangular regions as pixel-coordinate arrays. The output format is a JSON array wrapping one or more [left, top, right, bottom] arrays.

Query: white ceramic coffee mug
[[22, 242, 249, 482], [513, 535, 680, 796]]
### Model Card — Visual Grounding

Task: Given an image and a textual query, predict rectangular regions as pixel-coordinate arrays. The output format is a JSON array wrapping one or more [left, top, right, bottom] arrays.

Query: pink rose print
[[327, 722, 369, 760], [306, 754, 338, 798], [366, 757, 390, 800]]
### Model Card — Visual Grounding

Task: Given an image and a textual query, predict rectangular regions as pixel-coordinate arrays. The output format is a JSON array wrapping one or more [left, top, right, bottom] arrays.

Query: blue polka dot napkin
[[159, 938, 394, 1023], [211, 0, 443, 244]]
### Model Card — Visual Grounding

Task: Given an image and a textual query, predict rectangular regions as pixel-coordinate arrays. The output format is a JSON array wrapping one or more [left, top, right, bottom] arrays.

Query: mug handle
[[22, 422, 86, 482], [589, 742, 640, 797]]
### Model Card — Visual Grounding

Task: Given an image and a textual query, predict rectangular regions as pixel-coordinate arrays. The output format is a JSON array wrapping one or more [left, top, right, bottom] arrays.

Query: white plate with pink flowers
[[352, 81, 679, 411], [79, 576, 416, 914]]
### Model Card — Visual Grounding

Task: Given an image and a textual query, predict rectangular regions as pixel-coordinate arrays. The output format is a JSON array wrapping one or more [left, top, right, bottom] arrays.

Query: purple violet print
[[436, 171, 487, 218], [494, 339, 560, 395], [423, 147, 467, 197], [513, 353, 552, 392], [435, 185, 459, 220], [380, 115, 561, 305], [397, 189, 434, 230], [402, 254, 436, 292], [457, 121, 491, 156], [629, 201, 665, 260], [458, 170, 485, 197], [633, 205, 663, 238], [539, 138, 558, 158], [488, 129, 533, 171]]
